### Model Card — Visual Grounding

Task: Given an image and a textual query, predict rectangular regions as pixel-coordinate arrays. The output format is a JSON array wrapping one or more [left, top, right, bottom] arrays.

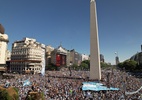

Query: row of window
[[11, 56, 41, 60], [10, 67, 41, 71], [12, 51, 42, 55]]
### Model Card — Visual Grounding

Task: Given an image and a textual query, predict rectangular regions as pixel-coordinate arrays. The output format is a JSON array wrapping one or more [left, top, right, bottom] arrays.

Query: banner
[[82, 82, 119, 91]]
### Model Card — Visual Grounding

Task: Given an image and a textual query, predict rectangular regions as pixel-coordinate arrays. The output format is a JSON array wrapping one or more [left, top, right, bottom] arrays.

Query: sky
[[0, 0, 142, 64]]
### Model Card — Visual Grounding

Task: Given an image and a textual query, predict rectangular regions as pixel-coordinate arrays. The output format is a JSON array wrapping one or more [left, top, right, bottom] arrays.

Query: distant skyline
[[0, 0, 142, 64]]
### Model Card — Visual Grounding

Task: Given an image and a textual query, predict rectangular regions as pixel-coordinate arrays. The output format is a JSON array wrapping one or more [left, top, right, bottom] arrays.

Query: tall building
[[70, 49, 82, 66], [115, 56, 119, 65], [0, 24, 9, 72], [90, 0, 101, 80], [66, 50, 72, 67], [100, 54, 105, 62], [45, 45, 54, 67], [10, 37, 45, 74]]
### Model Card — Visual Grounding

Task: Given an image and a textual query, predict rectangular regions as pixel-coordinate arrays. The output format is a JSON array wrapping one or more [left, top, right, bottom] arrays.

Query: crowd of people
[[0, 68, 142, 100]]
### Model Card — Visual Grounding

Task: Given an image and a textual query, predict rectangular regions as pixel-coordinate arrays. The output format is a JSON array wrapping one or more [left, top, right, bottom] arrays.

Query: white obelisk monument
[[90, 0, 101, 80]]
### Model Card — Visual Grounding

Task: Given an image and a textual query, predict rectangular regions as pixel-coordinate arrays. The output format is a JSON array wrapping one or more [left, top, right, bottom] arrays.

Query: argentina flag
[[23, 79, 31, 86], [41, 44, 46, 76]]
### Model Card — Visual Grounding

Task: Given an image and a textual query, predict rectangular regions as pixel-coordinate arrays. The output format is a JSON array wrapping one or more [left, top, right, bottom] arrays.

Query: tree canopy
[[117, 60, 138, 71]]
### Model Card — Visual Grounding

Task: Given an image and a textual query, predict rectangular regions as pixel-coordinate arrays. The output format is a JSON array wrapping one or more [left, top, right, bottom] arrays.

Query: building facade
[[51, 45, 67, 67], [6, 50, 11, 72], [115, 56, 119, 65], [100, 54, 105, 62], [45, 45, 54, 67], [0, 24, 9, 72], [66, 50, 71, 67], [82, 54, 89, 61], [70, 49, 82, 66], [10, 37, 45, 74], [6, 50, 11, 61]]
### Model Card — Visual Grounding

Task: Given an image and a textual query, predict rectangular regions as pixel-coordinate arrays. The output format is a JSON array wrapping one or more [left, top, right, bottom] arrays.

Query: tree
[[123, 60, 137, 71], [80, 60, 112, 70], [101, 62, 107, 68], [72, 64, 78, 70], [117, 62, 124, 69], [80, 60, 90, 70], [100, 62, 110, 68], [80, 63, 89, 70], [82, 60, 90, 67]]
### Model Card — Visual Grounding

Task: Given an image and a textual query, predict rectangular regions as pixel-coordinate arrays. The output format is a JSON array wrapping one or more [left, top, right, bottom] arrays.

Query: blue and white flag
[[41, 44, 46, 76], [82, 82, 119, 91], [23, 79, 31, 86], [4, 81, 10, 88]]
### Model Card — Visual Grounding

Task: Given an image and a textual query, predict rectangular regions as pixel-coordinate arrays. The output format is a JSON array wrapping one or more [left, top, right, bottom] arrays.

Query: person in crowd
[[0, 68, 141, 100]]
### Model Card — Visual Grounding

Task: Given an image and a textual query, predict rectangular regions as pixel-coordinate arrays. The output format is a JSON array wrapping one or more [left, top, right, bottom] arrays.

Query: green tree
[[72, 64, 78, 70], [123, 60, 137, 71], [101, 62, 107, 68], [117, 62, 124, 69], [80, 62, 89, 70], [82, 60, 90, 67], [80, 60, 113, 70], [100, 62, 110, 68]]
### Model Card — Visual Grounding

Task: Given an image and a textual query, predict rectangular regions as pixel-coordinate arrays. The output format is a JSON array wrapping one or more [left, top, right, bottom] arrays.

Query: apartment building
[[45, 45, 54, 66], [0, 24, 9, 72], [10, 37, 45, 74], [70, 49, 82, 66]]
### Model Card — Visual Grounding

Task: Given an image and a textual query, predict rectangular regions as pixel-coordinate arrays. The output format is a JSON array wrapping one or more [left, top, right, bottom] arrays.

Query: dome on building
[[0, 24, 5, 34]]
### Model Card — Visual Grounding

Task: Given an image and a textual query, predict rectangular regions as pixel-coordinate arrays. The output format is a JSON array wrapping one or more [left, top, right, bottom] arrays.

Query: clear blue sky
[[0, 0, 142, 64]]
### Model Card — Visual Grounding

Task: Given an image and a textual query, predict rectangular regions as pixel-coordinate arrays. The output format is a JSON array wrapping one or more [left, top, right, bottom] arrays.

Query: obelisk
[[90, 0, 101, 80]]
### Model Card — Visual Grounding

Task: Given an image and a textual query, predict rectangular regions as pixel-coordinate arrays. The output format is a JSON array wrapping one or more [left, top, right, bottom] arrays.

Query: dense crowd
[[0, 68, 142, 100]]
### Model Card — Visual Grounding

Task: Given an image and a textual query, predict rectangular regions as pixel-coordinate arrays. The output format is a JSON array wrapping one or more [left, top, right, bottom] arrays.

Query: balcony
[[0, 37, 9, 43]]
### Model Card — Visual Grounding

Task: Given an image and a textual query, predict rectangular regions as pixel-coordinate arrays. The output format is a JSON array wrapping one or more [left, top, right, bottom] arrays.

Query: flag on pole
[[41, 44, 46, 76]]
